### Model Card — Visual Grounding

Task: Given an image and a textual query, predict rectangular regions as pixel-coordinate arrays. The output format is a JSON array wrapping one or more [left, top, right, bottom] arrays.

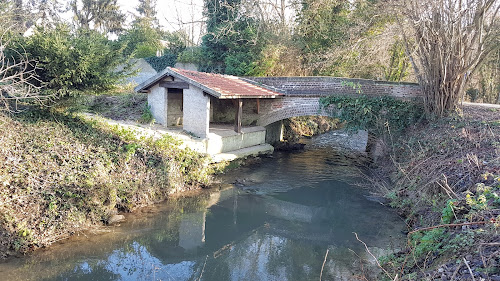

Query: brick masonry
[[147, 75, 423, 139], [257, 97, 330, 126], [249, 77, 423, 99], [246, 77, 423, 127]]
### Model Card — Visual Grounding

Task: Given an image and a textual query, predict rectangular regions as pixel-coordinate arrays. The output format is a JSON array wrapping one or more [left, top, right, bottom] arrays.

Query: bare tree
[[395, 0, 500, 116], [70, 0, 125, 34], [0, 36, 45, 112]]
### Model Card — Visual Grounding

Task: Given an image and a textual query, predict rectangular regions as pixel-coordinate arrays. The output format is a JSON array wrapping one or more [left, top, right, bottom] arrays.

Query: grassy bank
[[0, 108, 213, 258], [376, 105, 499, 280]]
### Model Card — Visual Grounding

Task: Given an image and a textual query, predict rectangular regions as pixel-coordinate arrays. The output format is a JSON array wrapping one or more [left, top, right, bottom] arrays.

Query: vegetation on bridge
[[319, 95, 424, 136]]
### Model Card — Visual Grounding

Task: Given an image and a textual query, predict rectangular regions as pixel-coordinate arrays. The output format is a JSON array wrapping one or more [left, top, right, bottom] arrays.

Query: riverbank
[[0, 108, 214, 258], [375, 104, 500, 280]]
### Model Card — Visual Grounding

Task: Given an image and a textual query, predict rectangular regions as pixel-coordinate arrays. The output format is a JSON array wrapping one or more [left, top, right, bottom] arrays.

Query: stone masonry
[[183, 86, 210, 138], [147, 84, 166, 125]]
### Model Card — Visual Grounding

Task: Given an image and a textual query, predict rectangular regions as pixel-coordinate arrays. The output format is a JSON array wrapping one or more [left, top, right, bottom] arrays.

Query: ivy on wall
[[144, 53, 177, 72], [319, 95, 424, 135]]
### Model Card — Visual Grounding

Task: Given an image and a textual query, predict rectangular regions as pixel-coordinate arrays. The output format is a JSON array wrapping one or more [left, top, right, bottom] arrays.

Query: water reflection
[[0, 146, 405, 281]]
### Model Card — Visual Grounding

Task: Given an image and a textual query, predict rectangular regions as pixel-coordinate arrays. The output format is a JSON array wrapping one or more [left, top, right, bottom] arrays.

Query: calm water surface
[[0, 134, 406, 280]]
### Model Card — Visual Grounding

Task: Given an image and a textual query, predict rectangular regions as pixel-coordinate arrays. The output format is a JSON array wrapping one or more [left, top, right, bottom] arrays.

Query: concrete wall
[[265, 121, 284, 144], [147, 84, 167, 125], [166, 89, 183, 126], [174, 62, 198, 71], [183, 86, 210, 138], [119, 58, 157, 85], [206, 127, 266, 154]]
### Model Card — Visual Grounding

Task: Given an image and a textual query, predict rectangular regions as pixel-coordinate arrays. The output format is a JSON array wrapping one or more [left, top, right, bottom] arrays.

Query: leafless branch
[[393, 0, 500, 115], [0, 31, 49, 112]]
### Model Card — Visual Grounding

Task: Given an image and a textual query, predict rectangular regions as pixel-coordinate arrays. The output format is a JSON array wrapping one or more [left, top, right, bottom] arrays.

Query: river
[[0, 133, 406, 280]]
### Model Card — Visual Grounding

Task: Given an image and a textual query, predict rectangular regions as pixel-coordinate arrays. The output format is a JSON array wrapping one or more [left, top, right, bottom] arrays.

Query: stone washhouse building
[[134, 67, 283, 158]]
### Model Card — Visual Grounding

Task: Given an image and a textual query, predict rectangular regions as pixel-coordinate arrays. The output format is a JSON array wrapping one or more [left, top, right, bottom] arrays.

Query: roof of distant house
[[134, 67, 284, 99]]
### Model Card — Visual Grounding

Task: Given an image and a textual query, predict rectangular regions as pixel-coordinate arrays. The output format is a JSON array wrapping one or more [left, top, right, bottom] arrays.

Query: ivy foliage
[[319, 95, 424, 135], [144, 53, 176, 72]]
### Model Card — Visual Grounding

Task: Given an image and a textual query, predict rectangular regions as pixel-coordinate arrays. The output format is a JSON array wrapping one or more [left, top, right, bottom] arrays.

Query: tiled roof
[[135, 67, 283, 99]]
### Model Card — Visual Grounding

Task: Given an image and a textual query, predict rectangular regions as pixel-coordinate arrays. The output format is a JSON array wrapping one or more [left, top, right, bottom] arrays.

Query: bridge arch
[[257, 96, 332, 127]]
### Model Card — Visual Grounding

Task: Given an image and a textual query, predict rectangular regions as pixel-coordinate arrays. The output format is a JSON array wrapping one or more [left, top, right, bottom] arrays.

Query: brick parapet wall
[[249, 77, 422, 99]]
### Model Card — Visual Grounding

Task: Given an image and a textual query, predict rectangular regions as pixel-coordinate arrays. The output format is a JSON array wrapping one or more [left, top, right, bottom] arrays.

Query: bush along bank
[[0, 109, 213, 258], [375, 106, 500, 280]]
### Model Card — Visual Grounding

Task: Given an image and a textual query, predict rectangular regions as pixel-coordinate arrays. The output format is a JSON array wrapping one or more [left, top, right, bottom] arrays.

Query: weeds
[[373, 106, 500, 279], [138, 104, 154, 124]]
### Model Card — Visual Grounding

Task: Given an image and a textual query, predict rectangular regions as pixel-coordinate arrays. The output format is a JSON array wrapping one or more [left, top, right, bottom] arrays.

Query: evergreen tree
[[136, 0, 158, 27], [200, 0, 266, 75], [119, 21, 162, 58]]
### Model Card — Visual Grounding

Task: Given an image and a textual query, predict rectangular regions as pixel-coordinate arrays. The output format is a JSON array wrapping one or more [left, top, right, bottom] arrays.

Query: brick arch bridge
[[256, 96, 331, 127], [239, 77, 423, 127]]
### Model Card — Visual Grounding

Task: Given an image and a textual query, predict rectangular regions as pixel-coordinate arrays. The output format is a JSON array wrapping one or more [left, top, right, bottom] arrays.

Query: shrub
[[466, 87, 480, 102], [19, 24, 132, 98], [138, 104, 154, 124]]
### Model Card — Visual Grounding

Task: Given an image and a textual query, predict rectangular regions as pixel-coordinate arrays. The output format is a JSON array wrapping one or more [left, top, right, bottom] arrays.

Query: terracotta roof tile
[[169, 68, 283, 99]]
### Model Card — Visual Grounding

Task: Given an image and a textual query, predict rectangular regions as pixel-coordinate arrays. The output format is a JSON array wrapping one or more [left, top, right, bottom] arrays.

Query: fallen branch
[[319, 249, 329, 281], [463, 258, 476, 281], [480, 243, 500, 246], [354, 232, 395, 280]]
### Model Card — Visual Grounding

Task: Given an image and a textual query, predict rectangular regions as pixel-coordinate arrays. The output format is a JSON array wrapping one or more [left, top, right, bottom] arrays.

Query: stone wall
[[183, 86, 210, 138], [147, 84, 166, 125], [249, 77, 422, 99]]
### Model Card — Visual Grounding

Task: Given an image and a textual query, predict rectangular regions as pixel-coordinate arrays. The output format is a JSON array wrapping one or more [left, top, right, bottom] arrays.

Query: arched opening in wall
[[265, 116, 341, 147]]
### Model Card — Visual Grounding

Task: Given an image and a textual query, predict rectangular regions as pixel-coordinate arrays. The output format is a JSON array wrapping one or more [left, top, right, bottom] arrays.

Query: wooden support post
[[255, 98, 260, 114], [234, 98, 242, 133]]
